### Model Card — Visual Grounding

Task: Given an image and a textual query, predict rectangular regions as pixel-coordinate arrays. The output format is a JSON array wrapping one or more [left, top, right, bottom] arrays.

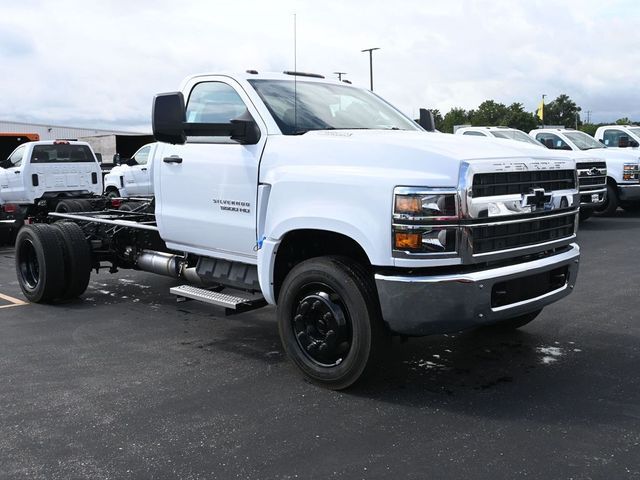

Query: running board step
[[170, 285, 266, 314]]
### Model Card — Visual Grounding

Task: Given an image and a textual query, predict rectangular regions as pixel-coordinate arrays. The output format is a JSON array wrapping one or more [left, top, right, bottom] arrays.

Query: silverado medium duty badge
[[212, 198, 251, 213]]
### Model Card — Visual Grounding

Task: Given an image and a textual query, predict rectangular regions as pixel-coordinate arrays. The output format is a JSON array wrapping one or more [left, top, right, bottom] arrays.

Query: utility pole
[[333, 72, 347, 81], [586, 110, 592, 124], [361, 47, 380, 91], [542, 94, 546, 128]]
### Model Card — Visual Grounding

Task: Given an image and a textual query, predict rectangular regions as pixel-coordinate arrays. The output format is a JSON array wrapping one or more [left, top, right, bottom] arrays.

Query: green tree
[[544, 94, 582, 128], [442, 108, 470, 133], [430, 109, 445, 131], [579, 123, 598, 136], [469, 100, 508, 126], [501, 103, 538, 132], [615, 117, 632, 125]]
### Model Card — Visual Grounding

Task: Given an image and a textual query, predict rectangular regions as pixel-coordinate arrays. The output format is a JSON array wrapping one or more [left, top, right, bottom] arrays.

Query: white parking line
[[0, 292, 28, 309]]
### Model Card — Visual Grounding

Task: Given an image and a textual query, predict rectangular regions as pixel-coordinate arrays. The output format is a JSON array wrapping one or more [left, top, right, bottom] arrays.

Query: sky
[[1, 0, 639, 132]]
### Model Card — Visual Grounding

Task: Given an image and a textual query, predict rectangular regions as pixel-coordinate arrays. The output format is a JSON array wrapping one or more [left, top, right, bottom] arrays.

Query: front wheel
[[105, 188, 120, 199], [277, 256, 388, 390], [593, 184, 618, 217]]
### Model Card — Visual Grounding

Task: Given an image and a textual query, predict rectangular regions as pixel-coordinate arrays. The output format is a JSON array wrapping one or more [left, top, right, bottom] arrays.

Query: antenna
[[293, 13, 297, 134]]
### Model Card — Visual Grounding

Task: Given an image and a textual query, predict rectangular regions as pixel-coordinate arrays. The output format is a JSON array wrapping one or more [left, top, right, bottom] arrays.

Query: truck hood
[[261, 130, 575, 188]]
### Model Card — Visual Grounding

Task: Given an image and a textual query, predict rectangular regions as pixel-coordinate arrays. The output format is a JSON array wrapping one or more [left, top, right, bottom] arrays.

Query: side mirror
[[630, 139, 639, 148], [230, 109, 261, 145], [126, 158, 137, 166], [618, 135, 630, 148], [418, 108, 436, 132], [113, 153, 121, 165], [0, 158, 10, 169], [153, 92, 187, 145]]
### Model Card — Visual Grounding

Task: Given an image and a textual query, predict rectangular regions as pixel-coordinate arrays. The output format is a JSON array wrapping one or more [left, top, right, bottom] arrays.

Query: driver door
[[156, 78, 267, 262], [1, 145, 27, 202]]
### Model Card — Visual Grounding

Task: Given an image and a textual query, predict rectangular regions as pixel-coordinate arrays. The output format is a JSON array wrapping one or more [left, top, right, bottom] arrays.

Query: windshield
[[491, 130, 541, 146], [248, 79, 419, 135], [628, 127, 640, 138], [563, 131, 604, 150], [31, 144, 95, 163]]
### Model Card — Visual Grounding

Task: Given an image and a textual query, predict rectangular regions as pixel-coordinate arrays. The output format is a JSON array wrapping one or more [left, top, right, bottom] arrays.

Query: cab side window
[[186, 82, 247, 125], [463, 131, 487, 136], [8, 145, 25, 168], [132, 145, 151, 165], [602, 129, 627, 147], [535, 133, 570, 150]]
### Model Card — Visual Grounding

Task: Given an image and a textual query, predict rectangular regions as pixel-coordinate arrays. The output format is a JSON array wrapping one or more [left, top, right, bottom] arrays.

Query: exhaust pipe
[[135, 250, 202, 284]]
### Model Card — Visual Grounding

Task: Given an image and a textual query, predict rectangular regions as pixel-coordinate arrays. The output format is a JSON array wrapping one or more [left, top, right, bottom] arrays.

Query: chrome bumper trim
[[375, 243, 580, 336]]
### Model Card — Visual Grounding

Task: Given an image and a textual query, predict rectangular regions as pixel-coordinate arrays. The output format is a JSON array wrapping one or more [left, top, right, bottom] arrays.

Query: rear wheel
[[593, 184, 618, 217], [105, 188, 120, 199], [52, 222, 92, 300], [277, 256, 388, 390], [15, 224, 66, 303]]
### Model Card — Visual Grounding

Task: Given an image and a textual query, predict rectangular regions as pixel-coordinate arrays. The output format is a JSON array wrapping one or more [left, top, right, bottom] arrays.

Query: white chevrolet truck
[[15, 72, 581, 389], [103, 143, 159, 198], [456, 126, 607, 218], [531, 128, 640, 215], [0, 140, 107, 230]]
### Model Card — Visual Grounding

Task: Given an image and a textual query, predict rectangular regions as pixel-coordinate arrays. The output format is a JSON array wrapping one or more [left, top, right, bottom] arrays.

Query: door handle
[[14, 171, 20, 174], [163, 156, 183, 164], [141, 168, 147, 171]]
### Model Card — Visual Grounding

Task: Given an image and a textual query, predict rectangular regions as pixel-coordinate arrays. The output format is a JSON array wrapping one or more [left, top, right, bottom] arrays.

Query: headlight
[[623, 163, 639, 182], [393, 187, 459, 255], [393, 190, 457, 219]]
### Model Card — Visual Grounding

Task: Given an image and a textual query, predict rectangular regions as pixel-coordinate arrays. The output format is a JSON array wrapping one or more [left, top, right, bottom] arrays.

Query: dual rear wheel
[[15, 223, 92, 303]]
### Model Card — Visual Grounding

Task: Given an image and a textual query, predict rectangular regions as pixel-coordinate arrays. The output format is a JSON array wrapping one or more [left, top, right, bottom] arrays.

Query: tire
[[75, 199, 92, 212], [277, 256, 389, 390], [55, 199, 83, 213], [105, 188, 120, 199], [51, 222, 92, 300], [579, 209, 593, 222], [15, 224, 66, 303], [593, 184, 618, 217], [483, 309, 542, 331]]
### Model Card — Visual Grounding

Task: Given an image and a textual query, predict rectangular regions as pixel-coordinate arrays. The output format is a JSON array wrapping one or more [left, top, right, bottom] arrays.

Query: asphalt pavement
[[0, 211, 639, 479]]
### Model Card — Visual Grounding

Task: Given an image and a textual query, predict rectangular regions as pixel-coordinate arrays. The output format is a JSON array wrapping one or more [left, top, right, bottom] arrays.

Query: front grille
[[579, 176, 606, 187], [577, 161, 606, 190], [472, 170, 576, 197], [470, 213, 576, 254]]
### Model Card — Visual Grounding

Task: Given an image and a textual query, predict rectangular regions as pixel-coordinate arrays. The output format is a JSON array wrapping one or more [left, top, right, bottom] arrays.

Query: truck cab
[[530, 128, 640, 216], [103, 143, 158, 198]]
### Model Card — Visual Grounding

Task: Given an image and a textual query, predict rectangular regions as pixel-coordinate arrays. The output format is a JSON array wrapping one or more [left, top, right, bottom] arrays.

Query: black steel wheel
[[277, 256, 388, 390], [15, 224, 66, 303], [52, 222, 92, 301], [105, 188, 120, 199]]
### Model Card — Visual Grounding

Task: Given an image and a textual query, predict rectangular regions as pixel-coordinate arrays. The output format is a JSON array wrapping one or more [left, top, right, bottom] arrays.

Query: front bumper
[[375, 243, 580, 336], [618, 184, 640, 202], [579, 187, 606, 208]]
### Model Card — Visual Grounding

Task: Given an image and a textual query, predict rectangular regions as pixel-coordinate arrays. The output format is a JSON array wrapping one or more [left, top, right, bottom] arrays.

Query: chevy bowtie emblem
[[587, 167, 600, 176], [524, 188, 552, 211]]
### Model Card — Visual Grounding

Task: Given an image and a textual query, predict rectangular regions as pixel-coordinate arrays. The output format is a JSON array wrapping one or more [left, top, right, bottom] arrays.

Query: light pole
[[542, 94, 547, 127], [333, 72, 347, 81], [361, 47, 380, 91]]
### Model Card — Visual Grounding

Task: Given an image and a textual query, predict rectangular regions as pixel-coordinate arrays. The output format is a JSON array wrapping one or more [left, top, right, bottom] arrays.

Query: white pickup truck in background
[[0, 140, 107, 232], [455, 126, 607, 219], [103, 143, 158, 198], [17, 71, 581, 389], [530, 128, 640, 215], [594, 125, 640, 149]]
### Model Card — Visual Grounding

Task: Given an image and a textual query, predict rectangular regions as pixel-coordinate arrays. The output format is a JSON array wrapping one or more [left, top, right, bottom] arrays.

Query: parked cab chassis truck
[[15, 72, 581, 389]]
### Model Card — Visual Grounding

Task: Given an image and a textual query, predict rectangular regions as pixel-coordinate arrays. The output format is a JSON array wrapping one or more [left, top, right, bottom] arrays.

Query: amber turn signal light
[[394, 232, 421, 249]]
